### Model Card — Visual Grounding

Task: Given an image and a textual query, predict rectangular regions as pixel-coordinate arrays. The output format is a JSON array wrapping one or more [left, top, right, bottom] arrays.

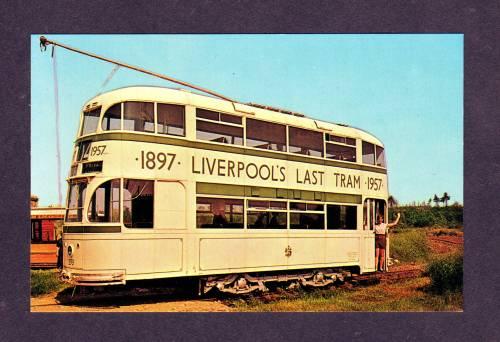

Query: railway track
[[51, 266, 424, 306], [428, 237, 463, 246]]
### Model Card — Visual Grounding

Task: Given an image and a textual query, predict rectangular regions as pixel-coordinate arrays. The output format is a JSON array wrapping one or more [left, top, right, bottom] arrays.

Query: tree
[[388, 195, 398, 208], [441, 192, 451, 207], [433, 194, 440, 207], [427, 198, 432, 207]]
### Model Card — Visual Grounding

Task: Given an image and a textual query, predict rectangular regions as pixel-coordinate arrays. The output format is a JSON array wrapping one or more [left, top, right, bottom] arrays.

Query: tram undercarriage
[[200, 268, 355, 295]]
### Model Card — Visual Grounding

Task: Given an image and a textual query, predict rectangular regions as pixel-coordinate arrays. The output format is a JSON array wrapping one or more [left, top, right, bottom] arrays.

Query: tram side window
[[66, 181, 87, 222], [196, 197, 244, 228], [123, 179, 154, 228], [80, 107, 101, 136], [123, 102, 154, 133], [247, 200, 287, 229], [289, 127, 323, 157], [375, 145, 386, 167], [290, 202, 325, 229], [87, 179, 120, 222], [157, 103, 185, 136], [327, 204, 357, 230], [362, 141, 375, 165], [102, 103, 122, 131], [246, 119, 286, 152], [325, 134, 356, 162], [196, 108, 243, 145]]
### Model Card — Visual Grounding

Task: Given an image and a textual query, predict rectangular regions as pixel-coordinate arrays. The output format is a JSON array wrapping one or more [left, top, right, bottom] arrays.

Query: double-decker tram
[[62, 86, 388, 293]]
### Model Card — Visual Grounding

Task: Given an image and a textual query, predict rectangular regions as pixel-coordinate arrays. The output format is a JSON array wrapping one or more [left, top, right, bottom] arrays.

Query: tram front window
[[102, 103, 121, 131], [80, 107, 101, 136], [66, 180, 87, 222], [87, 179, 120, 222], [123, 179, 154, 228]]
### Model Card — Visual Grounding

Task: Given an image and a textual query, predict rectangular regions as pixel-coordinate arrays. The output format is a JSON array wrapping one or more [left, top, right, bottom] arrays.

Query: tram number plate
[[140, 151, 177, 170], [68, 257, 74, 266]]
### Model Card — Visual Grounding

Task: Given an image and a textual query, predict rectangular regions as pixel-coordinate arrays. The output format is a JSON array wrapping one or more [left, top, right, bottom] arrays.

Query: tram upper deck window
[[375, 145, 386, 167], [123, 179, 154, 228], [123, 102, 154, 133], [65, 180, 87, 222], [327, 204, 357, 230], [325, 134, 356, 162], [362, 141, 375, 165], [157, 103, 185, 136], [196, 109, 243, 145], [87, 179, 120, 222], [102, 103, 121, 131], [196, 197, 244, 228], [246, 119, 286, 152], [80, 107, 101, 136], [288, 127, 323, 157]]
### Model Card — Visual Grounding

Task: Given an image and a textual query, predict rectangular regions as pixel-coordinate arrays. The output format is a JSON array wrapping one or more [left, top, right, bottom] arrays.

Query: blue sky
[[31, 34, 463, 206]]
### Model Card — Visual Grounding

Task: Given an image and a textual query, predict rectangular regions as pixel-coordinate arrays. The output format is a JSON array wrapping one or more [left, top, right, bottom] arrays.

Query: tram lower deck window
[[327, 204, 357, 230], [196, 197, 244, 228], [123, 179, 154, 228], [87, 179, 120, 223]]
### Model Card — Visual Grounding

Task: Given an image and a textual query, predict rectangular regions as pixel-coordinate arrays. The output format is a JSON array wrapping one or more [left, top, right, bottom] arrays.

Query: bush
[[390, 229, 429, 263], [31, 270, 65, 296], [389, 206, 463, 228], [426, 253, 463, 294]]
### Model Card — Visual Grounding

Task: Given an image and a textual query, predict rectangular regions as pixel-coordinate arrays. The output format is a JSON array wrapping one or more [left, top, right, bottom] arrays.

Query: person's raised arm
[[387, 213, 401, 228]]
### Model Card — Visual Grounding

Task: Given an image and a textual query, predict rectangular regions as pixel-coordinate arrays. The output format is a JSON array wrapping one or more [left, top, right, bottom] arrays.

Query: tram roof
[[84, 86, 384, 146]]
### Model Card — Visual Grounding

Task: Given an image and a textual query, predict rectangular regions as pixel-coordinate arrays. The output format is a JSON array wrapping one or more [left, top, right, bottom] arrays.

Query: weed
[[31, 270, 67, 296], [426, 252, 463, 294], [390, 229, 430, 263]]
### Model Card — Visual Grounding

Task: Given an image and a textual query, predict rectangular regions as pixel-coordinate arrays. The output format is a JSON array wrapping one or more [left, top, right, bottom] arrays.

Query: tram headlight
[[67, 245, 73, 256]]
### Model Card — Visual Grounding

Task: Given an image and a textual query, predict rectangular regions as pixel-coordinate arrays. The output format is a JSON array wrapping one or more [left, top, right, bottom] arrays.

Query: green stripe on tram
[[64, 226, 121, 233], [77, 132, 387, 175], [196, 182, 362, 204]]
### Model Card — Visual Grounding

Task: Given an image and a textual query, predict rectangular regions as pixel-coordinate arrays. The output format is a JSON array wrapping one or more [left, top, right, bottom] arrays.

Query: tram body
[[62, 86, 388, 289]]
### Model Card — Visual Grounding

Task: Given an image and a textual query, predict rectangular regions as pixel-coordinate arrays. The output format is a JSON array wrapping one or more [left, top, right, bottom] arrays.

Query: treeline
[[389, 205, 463, 228]]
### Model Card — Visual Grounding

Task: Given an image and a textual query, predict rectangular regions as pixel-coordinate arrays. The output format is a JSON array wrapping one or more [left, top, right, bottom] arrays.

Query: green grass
[[390, 229, 430, 263], [231, 277, 462, 312], [31, 270, 68, 296]]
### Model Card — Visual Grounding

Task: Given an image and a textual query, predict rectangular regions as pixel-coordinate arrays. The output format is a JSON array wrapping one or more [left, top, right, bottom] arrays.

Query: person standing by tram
[[374, 212, 400, 272]]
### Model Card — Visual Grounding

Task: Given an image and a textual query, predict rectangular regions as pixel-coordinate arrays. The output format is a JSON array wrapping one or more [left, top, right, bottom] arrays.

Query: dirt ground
[[31, 291, 232, 312]]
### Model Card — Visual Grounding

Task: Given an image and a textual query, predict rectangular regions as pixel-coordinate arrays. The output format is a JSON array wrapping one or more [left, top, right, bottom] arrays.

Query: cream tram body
[[62, 86, 389, 287]]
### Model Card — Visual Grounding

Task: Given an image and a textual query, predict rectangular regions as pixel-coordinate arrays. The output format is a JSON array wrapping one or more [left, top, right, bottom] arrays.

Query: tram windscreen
[[81, 107, 101, 136], [66, 181, 87, 222]]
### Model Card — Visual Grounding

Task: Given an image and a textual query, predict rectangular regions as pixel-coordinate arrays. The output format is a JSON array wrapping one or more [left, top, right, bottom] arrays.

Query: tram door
[[152, 180, 186, 273], [363, 198, 386, 272], [155, 180, 186, 229]]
